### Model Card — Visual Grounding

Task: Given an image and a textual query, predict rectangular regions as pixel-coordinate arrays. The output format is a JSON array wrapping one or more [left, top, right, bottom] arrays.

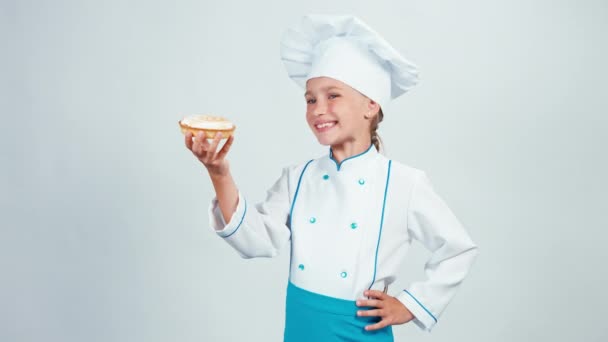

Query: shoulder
[[282, 150, 329, 175], [282, 158, 316, 175], [381, 156, 425, 184], [277, 156, 319, 187], [385, 158, 449, 202]]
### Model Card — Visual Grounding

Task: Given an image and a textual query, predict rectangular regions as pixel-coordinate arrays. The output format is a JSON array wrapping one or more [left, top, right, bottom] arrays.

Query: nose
[[312, 99, 327, 116]]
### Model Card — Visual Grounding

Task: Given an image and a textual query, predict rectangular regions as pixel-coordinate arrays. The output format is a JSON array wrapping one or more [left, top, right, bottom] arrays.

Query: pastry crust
[[178, 115, 236, 139]]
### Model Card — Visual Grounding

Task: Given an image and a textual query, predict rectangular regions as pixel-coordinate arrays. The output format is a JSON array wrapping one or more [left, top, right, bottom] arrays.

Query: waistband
[[286, 281, 375, 316]]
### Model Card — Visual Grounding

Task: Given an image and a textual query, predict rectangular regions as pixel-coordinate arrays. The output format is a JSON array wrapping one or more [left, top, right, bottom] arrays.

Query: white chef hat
[[280, 14, 420, 110]]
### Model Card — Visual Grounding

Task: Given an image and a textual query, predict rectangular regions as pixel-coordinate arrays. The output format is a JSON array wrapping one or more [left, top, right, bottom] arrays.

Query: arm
[[185, 130, 238, 224], [208, 171, 239, 224], [208, 166, 293, 258], [184, 130, 292, 259], [396, 171, 479, 332]]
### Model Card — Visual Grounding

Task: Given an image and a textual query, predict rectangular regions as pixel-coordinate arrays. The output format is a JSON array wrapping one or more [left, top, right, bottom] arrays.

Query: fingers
[[356, 299, 383, 308], [208, 132, 224, 156], [193, 132, 222, 154], [365, 318, 391, 331], [216, 134, 234, 160], [187, 131, 233, 168], [184, 132, 194, 150], [364, 290, 388, 299], [357, 293, 410, 331], [192, 131, 206, 155], [357, 309, 383, 317]]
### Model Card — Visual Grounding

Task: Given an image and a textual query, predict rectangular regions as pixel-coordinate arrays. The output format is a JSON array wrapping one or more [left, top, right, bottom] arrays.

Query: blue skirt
[[284, 281, 394, 341]]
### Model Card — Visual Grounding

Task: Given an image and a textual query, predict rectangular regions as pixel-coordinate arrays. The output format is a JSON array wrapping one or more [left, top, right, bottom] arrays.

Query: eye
[[329, 94, 339, 99], [306, 98, 316, 104]]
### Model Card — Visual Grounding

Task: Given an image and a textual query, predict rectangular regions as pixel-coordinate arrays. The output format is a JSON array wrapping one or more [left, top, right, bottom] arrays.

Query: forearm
[[208, 170, 239, 224]]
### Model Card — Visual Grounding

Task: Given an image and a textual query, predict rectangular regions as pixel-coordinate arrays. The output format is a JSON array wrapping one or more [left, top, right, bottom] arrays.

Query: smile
[[315, 121, 337, 131]]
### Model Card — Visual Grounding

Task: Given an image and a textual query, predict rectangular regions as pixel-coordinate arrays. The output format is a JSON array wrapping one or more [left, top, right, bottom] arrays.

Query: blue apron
[[284, 281, 394, 341]]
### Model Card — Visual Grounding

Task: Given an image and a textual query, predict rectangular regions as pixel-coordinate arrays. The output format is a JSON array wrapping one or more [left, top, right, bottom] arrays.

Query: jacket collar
[[328, 143, 378, 172]]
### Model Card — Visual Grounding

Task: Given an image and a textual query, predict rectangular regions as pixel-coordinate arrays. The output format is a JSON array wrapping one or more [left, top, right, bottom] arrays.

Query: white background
[[2, 0, 607, 341]]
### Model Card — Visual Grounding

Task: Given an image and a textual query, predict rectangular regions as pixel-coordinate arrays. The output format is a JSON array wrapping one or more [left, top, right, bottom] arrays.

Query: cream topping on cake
[[180, 115, 234, 130]]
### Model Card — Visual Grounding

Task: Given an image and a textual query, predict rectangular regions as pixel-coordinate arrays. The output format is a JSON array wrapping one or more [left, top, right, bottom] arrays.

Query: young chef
[[185, 14, 479, 341]]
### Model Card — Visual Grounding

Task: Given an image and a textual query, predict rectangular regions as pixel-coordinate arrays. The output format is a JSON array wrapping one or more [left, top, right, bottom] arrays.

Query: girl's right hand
[[184, 131, 235, 177]]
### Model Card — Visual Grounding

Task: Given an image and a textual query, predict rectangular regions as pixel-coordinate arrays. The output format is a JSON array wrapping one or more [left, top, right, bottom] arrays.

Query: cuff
[[396, 289, 438, 332], [208, 191, 247, 238]]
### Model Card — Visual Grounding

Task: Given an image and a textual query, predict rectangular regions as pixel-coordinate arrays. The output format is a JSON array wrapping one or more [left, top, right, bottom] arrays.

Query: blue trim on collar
[[403, 289, 438, 323], [288, 159, 314, 280], [368, 160, 392, 290], [329, 144, 374, 171]]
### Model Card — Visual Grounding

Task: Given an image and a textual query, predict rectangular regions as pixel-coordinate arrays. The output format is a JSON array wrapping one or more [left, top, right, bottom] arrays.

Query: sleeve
[[207, 167, 292, 259], [396, 171, 479, 332]]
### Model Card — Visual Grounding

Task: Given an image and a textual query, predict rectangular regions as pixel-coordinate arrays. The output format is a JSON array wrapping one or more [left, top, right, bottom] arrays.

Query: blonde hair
[[370, 108, 384, 152]]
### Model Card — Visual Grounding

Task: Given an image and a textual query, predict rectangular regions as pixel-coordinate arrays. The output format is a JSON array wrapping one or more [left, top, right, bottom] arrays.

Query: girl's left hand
[[356, 290, 415, 331]]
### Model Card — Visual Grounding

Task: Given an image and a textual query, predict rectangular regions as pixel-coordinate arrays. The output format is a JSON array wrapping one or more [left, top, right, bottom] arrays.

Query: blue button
[[340, 271, 348, 278], [323, 174, 329, 180], [358, 179, 365, 185], [298, 264, 305, 270], [309, 217, 316, 224], [351, 222, 358, 229]]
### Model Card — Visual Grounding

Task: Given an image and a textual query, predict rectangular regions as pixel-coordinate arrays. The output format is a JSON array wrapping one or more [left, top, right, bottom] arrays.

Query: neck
[[330, 140, 373, 164]]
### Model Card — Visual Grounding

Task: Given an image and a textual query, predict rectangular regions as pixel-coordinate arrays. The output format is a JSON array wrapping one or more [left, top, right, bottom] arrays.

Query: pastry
[[178, 114, 236, 139]]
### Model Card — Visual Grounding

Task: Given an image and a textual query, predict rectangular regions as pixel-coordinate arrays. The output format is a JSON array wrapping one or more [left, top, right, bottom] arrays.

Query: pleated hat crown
[[280, 14, 419, 109]]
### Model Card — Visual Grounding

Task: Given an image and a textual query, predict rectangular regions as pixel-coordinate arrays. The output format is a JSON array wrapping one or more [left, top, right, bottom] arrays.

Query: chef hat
[[280, 14, 420, 110]]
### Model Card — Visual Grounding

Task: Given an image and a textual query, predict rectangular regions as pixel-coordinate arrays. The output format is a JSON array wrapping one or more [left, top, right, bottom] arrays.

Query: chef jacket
[[208, 144, 479, 332]]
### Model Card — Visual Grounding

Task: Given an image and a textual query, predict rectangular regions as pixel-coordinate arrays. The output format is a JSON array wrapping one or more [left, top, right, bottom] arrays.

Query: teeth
[[316, 122, 336, 129]]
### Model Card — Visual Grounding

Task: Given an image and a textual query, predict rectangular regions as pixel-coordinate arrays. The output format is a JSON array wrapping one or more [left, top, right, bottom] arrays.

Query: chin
[[317, 137, 346, 148], [314, 135, 335, 146]]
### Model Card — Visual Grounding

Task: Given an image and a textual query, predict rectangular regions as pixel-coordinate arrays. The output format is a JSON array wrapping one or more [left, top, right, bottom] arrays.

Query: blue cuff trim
[[403, 290, 437, 323], [219, 199, 247, 238]]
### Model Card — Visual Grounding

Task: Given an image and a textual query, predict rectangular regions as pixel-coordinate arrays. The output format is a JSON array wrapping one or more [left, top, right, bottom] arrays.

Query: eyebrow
[[304, 86, 343, 97]]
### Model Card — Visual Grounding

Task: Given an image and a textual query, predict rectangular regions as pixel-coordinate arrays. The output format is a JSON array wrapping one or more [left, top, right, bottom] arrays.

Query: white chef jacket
[[208, 145, 479, 332]]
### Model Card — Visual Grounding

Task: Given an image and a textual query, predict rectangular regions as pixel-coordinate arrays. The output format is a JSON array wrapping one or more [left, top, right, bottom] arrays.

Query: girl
[[185, 14, 478, 341]]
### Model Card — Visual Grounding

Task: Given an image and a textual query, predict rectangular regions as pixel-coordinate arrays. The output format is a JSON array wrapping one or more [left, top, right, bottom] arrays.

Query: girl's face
[[304, 76, 379, 147]]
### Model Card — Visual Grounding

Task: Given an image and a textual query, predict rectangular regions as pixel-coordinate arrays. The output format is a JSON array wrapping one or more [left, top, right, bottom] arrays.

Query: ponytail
[[370, 108, 384, 153]]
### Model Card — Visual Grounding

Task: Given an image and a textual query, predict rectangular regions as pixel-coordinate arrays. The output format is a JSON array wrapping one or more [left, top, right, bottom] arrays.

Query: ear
[[364, 99, 381, 119]]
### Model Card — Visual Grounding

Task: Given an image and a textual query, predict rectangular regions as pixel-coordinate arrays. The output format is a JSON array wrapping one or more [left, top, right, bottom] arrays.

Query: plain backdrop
[[2, 0, 607, 341]]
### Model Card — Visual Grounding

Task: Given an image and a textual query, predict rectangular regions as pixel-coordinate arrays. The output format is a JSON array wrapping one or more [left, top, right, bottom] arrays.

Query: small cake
[[178, 114, 236, 139]]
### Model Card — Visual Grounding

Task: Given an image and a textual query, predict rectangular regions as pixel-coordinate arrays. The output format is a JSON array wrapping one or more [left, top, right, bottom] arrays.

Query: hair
[[370, 107, 384, 153]]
